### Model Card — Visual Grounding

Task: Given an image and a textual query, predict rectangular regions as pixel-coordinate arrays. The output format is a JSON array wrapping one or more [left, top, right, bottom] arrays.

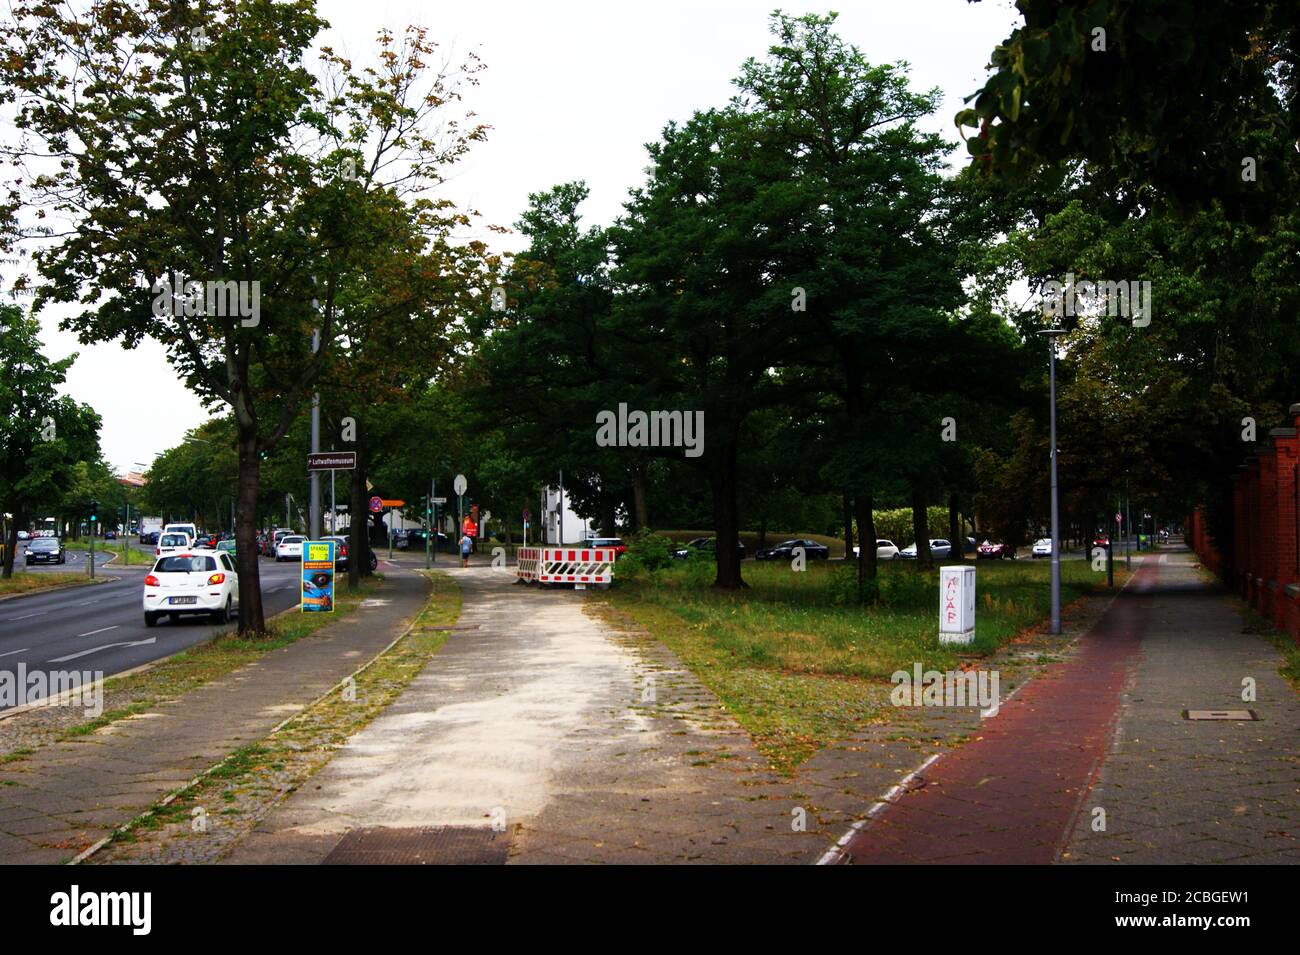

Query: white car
[[899, 538, 952, 559], [155, 531, 193, 557], [163, 522, 198, 543], [1032, 538, 1053, 558], [276, 535, 305, 561], [852, 539, 901, 560], [143, 551, 239, 626]]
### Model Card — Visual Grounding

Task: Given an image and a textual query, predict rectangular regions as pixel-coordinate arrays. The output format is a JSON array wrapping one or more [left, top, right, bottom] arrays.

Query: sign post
[[522, 508, 531, 546], [301, 540, 337, 613], [939, 565, 976, 645]]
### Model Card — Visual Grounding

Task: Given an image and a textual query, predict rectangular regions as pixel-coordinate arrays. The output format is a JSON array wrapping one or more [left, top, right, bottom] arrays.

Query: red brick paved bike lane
[[837, 558, 1159, 864]]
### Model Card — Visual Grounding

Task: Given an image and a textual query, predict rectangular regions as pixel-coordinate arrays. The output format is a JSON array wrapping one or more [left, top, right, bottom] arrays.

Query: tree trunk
[[842, 493, 853, 560], [758, 515, 767, 550], [2, 509, 20, 579], [709, 431, 745, 589], [854, 490, 878, 600], [948, 493, 962, 562], [349, 418, 368, 590], [631, 461, 649, 532], [235, 427, 266, 634], [911, 482, 932, 569]]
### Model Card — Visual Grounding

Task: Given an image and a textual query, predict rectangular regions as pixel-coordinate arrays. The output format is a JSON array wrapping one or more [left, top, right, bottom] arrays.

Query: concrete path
[[839, 545, 1300, 864], [225, 566, 834, 864], [0, 569, 428, 864]]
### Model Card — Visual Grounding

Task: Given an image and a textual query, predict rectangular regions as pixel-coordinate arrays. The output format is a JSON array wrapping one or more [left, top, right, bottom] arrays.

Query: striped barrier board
[[517, 546, 616, 587]]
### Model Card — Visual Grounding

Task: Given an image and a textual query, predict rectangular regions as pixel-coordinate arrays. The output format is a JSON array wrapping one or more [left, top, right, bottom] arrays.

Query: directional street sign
[[308, 451, 356, 471], [432, 496, 447, 504], [380, 499, 405, 508]]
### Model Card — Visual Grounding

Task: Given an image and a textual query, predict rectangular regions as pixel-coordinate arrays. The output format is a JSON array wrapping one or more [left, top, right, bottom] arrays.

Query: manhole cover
[[1182, 709, 1259, 721], [323, 826, 508, 865]]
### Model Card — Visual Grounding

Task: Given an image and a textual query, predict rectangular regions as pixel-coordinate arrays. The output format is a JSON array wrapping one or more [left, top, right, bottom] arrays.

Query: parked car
[[977, 540, 1017, 560], [1031, 538, 1053, 559], [756, 539, 830, 561], [275, 535, 305, 561], [103, 529, 118, 541], [899, 538, 952, 559], [852, 539, 901, 561], [580, 537, 627, 556], [25, 537, 64, 565], [673, 537, 746, 560], [216, 538, 237, 559], [324, 535, 378, 573], [140, 530, 160, 546], [16, 530, 29, 541], [143, 551, 239, 626]]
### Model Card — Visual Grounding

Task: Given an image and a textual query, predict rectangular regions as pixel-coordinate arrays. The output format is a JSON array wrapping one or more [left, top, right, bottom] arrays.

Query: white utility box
[[939, 565, 976, 645]]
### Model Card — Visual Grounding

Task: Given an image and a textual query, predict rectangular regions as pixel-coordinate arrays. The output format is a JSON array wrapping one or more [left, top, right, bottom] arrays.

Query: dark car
[[976, 540, 1017, 560], [103, 530, 118, 541], [324, 536, 378, 573], [673, 537, 746, 560], [140, 530, 159, 545], [755, 539, 830, 561], [25, 537, 65, 565]]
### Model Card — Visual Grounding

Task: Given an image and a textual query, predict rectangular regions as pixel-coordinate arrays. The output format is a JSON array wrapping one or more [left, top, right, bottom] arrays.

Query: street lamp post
[[1038, 327, 1067, 635]]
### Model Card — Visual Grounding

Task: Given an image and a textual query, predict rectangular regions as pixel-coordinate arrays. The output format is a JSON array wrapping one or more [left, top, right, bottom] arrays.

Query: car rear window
[[160, 533, 188, 546], [283, 536, 304, 544], [154, 555, 217, 573]]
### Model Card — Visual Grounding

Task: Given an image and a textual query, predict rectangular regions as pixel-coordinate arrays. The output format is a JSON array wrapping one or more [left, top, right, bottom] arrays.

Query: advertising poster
[[301, 539, 337, 613]]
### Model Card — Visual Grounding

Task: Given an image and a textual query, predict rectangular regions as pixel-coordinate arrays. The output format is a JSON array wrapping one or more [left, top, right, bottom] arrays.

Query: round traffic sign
[[453, 473, 467, 496], [368, 496, 384, 514], [522, 508, 531, 522]]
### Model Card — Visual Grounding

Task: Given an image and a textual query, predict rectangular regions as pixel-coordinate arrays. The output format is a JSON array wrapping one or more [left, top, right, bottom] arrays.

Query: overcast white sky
[[26, 0, 1022, 474]]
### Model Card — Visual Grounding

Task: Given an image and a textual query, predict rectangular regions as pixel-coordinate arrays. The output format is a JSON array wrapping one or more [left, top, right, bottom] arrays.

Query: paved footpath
[[839, 546, 1300, 864], [226, 566, 838, 864], [0, 569, 428, 864]]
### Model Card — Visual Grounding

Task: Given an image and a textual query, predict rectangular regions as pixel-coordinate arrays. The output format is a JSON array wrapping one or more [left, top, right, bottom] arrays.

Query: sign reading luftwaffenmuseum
[[307, 452, 356, 471]]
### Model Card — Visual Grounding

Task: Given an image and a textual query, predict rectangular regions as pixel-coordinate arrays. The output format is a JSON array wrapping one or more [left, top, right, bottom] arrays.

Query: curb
[[68, 571, 435, 865]]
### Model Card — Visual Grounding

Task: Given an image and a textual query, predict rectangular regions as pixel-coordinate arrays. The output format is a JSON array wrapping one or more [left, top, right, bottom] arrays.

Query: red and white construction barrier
[[517, 546, 616, 587]]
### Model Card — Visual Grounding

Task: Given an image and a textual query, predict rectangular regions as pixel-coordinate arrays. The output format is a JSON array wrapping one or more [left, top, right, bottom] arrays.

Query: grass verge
[[0, 573, 106, 598], [94, 571, 461, 862], [598, 557, 1123, 773]]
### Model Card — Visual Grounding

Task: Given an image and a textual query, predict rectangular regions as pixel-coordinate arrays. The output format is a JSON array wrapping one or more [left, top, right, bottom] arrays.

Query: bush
[[621, 528, 677, 573], [826, 563, 880, 606]]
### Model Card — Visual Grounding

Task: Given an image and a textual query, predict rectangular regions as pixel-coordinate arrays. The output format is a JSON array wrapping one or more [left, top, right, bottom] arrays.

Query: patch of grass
[[0, 573, 105, 598], [599, 557, 1121, 773]]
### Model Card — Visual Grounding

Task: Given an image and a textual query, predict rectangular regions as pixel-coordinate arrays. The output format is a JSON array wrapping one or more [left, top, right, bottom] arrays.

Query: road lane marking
[[2, 611, 48, 621], [0, 648, 30, 658], [76, 625, 119, 638], [49, 636, 155, 663]]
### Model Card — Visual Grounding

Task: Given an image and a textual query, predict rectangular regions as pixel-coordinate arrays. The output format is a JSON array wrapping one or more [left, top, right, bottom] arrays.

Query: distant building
[[541, 486, 595, 544]]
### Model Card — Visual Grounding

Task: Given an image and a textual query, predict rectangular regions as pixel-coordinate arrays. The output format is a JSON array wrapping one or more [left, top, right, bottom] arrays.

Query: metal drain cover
[[1182, 709, 1259, 721], [323, 826, 508, 865]]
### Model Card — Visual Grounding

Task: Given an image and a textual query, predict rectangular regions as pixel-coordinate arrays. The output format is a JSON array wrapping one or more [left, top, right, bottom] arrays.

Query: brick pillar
[[1232, 470, 1246, 598], [1257, 448, 1278, 618]]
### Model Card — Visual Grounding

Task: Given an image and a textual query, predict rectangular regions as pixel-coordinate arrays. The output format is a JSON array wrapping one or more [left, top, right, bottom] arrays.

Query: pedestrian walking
[[460, 532, 473, 568]]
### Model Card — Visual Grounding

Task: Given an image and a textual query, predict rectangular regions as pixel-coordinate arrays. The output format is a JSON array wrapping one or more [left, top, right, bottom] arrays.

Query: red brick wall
[[1197, 405, 1300, 645]]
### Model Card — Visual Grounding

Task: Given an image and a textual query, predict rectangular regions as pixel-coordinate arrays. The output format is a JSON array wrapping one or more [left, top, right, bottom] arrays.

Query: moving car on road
[[143, 551, 239, 626], [275, 535, 305, 561], [1032, 538, 1053, 558], [25, 537, 65, 565], [163, 522, 198, 544], [977, 540, 1017, 560], [155, 531, 192, 558], [756, 539, 830, 561]]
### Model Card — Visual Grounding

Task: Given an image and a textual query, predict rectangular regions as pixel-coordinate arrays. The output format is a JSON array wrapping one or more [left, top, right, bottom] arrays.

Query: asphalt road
[[0, 554, 306, 713]]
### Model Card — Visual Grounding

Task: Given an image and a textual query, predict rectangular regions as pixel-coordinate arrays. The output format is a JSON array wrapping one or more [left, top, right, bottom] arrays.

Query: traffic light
[[89, 499, 99, 524]]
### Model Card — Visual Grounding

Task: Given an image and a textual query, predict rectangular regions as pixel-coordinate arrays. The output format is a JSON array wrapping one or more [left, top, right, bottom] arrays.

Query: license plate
[[170, 596, 198, 605]]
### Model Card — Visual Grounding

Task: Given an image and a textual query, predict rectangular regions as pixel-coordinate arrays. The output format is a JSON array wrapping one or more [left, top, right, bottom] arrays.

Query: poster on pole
[[301, 540, 337, 613]]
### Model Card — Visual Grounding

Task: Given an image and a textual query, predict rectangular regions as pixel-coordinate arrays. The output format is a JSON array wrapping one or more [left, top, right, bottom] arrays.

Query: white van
[[163, 523, 198, 544]]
